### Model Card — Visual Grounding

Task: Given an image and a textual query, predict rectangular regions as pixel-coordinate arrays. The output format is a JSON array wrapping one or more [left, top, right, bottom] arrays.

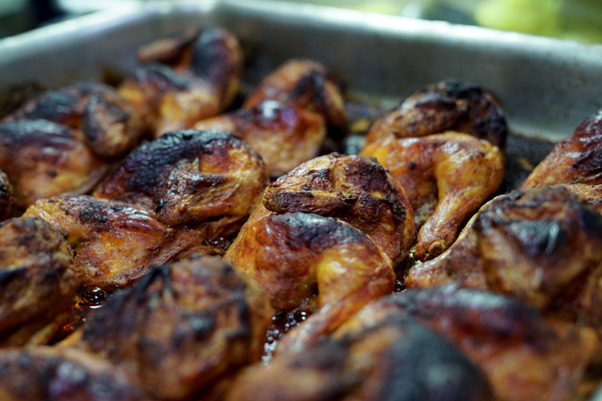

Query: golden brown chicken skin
[[0, 217, 79, 347], [522, 109, 602, 189], [225, 211, 394, 353], [0, 120, 107, 209], [0, 170, 14, 221], [355, 286, 599, 401], [243, 59, 347, 129], [227, 310, 493, 401], [564, 183, 602, 213], [69, 256, 273, 401], [23, 195, 220, 291], [94, 129, 268, 231], [194, 100, 326, 176], [262, 153, 415, 266], [361, 131, 504, 260], [2, 81, 143, 159], [119, 27, 242, 136], [0, 347, 146, 401], [406, 186, 602, 330], [366, 79, 508, 148]]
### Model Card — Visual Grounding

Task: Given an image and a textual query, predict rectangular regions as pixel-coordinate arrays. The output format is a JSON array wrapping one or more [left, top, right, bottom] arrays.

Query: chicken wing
[[194, 100, 326, 176], [0, 119, 107, 209], [244, 59, 347, 129], [0, 217, 79, 346], [361, 131, 504, 260], [0, 347, 146, 401], [70, 256, 272, 400], [262, 153, 415, 266], [23, 195, 220, 290], [2, 81, 143, 159], [225, 210, 394, 353], [226, 309, 493, 401], [93, 129, 268, 230], [345, 285, 598, 401], [118, 27, 242, 136], [522, 109, 602, 189], [405, 185, 602, 330], [366, 79, 507, 148]]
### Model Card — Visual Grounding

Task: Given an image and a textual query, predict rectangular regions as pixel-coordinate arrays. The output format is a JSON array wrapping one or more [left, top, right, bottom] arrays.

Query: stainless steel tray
[[0, 0, 601, 142]]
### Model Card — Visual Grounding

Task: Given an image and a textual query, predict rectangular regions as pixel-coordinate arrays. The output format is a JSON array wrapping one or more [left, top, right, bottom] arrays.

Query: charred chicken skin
[[93, 129, 268, 231], [0, 217, 79, 346], [243, 59, 347, 129], [406, 185, 602, 330], [0, 119, 107, 209], [366, 79, 507, 148], [70, 256, 273, 401], [194, 100, 326, 176], [361, 131, 504, 260], [226, 312, 493, 401], [262, 153, 416, 266], [344, 285, 598, 401], [1, 81, 143, 159], [0, 347, 146, 401], [0, 170, 14, 221], [225, 211, 394, 353], [118, 27, 242, 136], [23, 195, 220, 290], [522, 109, 602, 189]]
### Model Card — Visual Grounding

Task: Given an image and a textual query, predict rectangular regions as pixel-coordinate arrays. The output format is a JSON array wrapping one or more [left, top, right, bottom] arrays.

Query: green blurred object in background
[[473, 0, 602, 43]]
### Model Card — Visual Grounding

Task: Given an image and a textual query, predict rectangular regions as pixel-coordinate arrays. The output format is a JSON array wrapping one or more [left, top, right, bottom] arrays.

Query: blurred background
[[1, 0, 602, 43]]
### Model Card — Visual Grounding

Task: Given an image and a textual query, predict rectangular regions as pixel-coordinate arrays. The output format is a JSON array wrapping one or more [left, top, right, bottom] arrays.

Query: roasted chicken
[[365, 79, 507, 148], [23, 195, 221, 290], [342, 285, 598, 401], [93, 129, 268, 230], [0, 217, 79, 346], [521, 109, 602, 189], [226, 310, 493, 401], [0, 347, 146, 401], [225, 210, 394, 353], [361, 131, 504, 260], [262, 153, 415, 266], [1, 81, 143, 159], [0, 170, 14, 221], [243, 59, 347, 129], [118, 27, 242, 136], [194, 100, 326, 176], [0, 119, 107, 209], [406, 185, 602, 331], [68, 256, 273, 400]]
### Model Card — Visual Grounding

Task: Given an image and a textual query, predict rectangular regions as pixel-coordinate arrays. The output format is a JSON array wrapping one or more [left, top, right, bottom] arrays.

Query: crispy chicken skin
[[243, 59, 347, 128], [93, 129, 268, 229], [564, 183, 602, 213], [70, 256, 273, 400], [0, 217, 79, 346], [262, 153, 415, 266], [0, 119, 107, 209], [194, 100, 326, 176], [406, 186, 602, 329], [522, 109, 602, 189], [0, 170, 14, 221], [361, 131, 504, 260], [346, 286, 598, 401], [1, 81, 143, 159], [227, 313, 493, 401], [119, 27, 242, 136], [366, 79, 507, 148], [23, 195, 220, 290], [225, 211, 394, 353], [0, 347, 146, 401]]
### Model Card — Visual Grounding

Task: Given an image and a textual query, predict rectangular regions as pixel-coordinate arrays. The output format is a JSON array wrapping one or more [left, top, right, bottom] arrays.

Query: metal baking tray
[[0, 0, 601, 143]]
